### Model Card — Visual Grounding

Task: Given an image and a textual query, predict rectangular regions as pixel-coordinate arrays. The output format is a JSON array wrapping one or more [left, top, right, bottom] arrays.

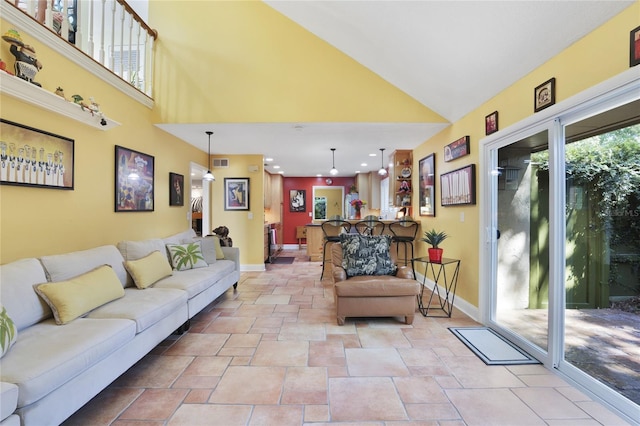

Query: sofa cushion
[[0, 318, 135, 407], [0, 307, 17, 358], [0, 382, 18, 421], [34, 265, 126, 325], [117, 238, 166, 262], [163, 228, 197, 245], [153, 260, 235, 299], [0, 258, 51, 330], [40, 245, 128, 287], [124, 251, 173, 289], [334, 276, 420, 297], [188, 236, 223, 263], [340, 234, 397, 277], [166, 241, 208, 271], [87, 287, 187, 333]]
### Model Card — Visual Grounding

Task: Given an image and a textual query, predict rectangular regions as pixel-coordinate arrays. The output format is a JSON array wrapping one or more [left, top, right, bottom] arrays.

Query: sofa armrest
[[396, 265, 414, 280], [221, 247, 240, 272]]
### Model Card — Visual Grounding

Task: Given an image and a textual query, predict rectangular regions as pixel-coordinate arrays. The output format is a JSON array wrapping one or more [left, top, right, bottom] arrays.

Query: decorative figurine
[[2, 29, 42, 86], [54, 87, 66, 100]]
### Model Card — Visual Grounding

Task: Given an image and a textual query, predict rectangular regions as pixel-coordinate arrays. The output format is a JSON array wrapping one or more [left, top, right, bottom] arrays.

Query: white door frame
[[190, 161, 210, 237], [479, 67, 640, 422]]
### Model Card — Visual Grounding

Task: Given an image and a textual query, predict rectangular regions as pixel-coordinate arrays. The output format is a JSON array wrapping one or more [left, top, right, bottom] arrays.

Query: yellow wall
[[0, 18, 206, 263], [210, 154, 265, 266], [149, 0, 446, 125], [411, 2, 639, 307], [1, 2, 637, 287]]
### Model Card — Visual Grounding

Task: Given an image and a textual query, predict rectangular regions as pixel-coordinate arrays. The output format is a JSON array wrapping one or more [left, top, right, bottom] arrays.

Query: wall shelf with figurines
[[0, 73, 120, 130]]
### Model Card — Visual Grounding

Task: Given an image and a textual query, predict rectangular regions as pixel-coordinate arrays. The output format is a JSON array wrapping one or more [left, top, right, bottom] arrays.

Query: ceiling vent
[[213, 158, 229, 168]]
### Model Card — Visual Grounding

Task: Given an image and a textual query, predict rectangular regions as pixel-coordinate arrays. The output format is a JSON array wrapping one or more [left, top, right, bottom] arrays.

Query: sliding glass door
[[482, 74, 639, 420], [493, 130, 550, 355]]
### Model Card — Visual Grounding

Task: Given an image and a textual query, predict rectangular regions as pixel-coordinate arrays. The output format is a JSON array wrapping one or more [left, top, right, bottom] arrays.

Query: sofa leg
[[233, 282, 238, 289], [337, 316, 345, 326], [172, 319, 191, 335], [405, 315, 414, 325]]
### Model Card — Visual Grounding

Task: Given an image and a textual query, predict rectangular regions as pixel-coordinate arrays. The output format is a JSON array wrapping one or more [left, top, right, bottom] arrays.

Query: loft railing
[[7, 0, 157, 98]]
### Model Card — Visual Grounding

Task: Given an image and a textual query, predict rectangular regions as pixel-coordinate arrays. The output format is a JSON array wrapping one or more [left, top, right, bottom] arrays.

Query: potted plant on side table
[[421, 228, 448, 263]]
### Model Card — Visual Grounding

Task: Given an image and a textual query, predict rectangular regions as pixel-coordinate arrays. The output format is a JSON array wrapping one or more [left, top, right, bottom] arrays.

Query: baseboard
[[241, 264, 266, 272], [283, 244, 305, 250], [413, 271, 480, 322]]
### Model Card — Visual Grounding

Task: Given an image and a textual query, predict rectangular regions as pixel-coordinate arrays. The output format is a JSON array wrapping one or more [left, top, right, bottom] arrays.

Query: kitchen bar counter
[[305, 219, 419, 262]]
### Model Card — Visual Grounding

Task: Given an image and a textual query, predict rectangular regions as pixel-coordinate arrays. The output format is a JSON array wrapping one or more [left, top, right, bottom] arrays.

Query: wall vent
[[213, 158, 229, 168]]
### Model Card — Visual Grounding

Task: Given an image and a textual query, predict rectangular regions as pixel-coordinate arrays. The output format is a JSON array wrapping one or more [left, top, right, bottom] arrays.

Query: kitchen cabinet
[[355, 172, 381, 210], [305, 225, 324, 261]]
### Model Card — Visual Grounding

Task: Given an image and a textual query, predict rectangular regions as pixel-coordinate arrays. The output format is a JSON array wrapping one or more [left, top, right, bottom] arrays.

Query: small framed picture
[[115, 145, 154, 212], [485, 111, 499, 135], [169, 172, 184, 206], [444, 136, 470, 162], [630, 25, 640, 67], [534, 77, 556, 112], [440, 164, 476, 206], [290, 189, 306, 212], [224, 177, 250, 211], [418, 153, 435, 217]]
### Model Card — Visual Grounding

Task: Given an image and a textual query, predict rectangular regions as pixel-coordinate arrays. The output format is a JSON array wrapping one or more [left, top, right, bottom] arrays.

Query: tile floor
[[63, 250, 632, 425]]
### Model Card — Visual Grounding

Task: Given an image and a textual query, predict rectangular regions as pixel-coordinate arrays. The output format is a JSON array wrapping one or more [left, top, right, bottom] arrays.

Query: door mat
[[449, 327, 540, 365], [271, 257, 295, 264]]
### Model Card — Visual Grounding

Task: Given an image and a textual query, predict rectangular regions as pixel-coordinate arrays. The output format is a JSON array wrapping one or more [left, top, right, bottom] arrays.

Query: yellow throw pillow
[[124, 250, 173, 289], [212, 236, 225, 260], [34, 265, 125, 325]]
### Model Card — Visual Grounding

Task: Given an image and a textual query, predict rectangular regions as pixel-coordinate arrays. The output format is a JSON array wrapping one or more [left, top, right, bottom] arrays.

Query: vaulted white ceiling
[[158, 0, 633, 177]]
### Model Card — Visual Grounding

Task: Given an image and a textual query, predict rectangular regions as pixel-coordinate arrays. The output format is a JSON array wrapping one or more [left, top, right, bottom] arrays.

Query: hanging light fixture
[[203, 131, 215, 181], [329, 148, 338, 176], [378, 148, 388, 176]]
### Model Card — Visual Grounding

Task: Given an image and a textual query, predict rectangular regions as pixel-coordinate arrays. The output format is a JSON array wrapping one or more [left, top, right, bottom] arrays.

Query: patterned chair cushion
[[340, 234, 397, 277]]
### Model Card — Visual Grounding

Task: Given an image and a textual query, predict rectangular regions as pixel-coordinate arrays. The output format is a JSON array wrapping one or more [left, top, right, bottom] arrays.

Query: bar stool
[[355, 215, 385, 236], [389, 217, 419, 266], [320, 218, 351, 279]]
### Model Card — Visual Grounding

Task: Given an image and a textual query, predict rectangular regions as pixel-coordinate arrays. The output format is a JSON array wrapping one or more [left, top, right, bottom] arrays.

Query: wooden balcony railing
[[6, 0, 157, 98]]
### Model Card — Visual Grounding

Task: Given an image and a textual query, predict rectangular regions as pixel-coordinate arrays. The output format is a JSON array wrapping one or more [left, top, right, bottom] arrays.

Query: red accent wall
[[282, 177, 355, 245]]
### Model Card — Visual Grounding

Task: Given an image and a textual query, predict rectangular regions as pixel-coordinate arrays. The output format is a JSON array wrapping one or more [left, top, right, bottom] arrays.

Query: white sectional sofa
[[0, 229, 240, 426]]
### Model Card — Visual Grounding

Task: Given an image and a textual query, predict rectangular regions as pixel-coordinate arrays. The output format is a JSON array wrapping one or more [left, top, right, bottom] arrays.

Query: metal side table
[[411, 257, 461, 317]]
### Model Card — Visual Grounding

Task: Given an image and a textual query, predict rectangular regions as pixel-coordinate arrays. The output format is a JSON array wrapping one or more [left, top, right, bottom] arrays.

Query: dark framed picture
[[630, 25, 640, 67], [290, 189, 306, 212], [485, 111, 499, 135], [444, 136, 470, 162], [440, 164, 476, 206], [534, 77, 556, 112], [0, 119, 74, 189], [224, 177, 250, 211], [169, 172, 184, 206], [115, 145, 154, 212], [418, 153, 436, 217]]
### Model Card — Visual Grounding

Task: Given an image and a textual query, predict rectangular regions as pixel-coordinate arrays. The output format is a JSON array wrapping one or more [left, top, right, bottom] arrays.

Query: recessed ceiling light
[[278, 171, 284, 174], [360, 163, 367, 167], [369, 153, 376, 157], [273, 165, 280, 169], [316, 174, 322, 177], [265, 157, 274, 162]]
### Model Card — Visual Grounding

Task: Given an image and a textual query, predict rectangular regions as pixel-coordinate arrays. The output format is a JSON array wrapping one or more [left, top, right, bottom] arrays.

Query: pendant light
[[378, 148, 388, 176], [203, 131, 215, 181], [329, 148, 338, 176]]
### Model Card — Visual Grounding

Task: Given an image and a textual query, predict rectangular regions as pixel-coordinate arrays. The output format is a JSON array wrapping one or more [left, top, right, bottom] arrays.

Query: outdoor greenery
[[531, 124, 640, 297]]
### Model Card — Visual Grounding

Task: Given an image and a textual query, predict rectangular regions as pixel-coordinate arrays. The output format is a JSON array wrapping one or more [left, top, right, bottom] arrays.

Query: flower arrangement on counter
[[350, 199, 367, 210]]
